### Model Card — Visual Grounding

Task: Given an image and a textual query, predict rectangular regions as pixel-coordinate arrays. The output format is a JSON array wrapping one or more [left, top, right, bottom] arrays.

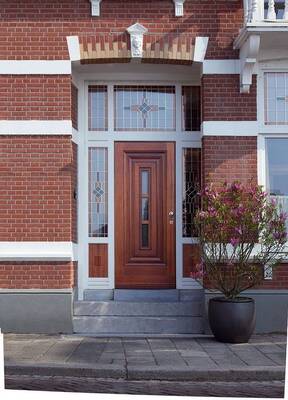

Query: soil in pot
[[208, 297, 256, 343]]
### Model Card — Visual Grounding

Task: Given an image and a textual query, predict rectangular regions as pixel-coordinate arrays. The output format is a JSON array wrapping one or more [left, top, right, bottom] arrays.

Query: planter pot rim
[[210, 296, 254, 303]]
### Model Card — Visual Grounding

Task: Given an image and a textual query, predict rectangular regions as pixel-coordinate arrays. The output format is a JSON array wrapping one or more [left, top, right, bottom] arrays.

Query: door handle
[[168, 211, 174, 224]]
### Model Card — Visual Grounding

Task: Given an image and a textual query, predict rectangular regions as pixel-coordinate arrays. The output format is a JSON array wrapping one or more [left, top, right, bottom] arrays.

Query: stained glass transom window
[[114, 86, 175, 131], [183, 148, 201, 237], [88, 86, 108, 131], [182, 86, 201, 131], [265, 73, 288, 125], [89, 147, 108, 237]]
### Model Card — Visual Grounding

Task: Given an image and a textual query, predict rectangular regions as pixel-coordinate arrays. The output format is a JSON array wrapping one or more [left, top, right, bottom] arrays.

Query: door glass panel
[[141, 170, 149, 194], [140, 169, 150, 248], [114, 86, 175, 131], [141, 224, 149, 248], [89, 147, 108, 237], [141, 198, 149, 221], [182, 148, 201, 237], [88, 86, 108, 131]]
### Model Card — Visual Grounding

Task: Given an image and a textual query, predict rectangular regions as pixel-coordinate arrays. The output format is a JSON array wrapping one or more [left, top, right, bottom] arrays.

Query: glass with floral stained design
[[114, 86, 175, 131], [182, 148, 201, 237], [89, 148, 108, 237], [88, 86, 108, 131]]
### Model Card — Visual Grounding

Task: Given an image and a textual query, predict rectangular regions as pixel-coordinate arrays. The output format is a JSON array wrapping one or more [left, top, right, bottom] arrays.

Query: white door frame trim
[[77, 77, 202, 298]]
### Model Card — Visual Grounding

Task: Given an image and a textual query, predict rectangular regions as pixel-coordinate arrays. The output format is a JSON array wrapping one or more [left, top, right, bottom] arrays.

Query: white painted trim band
[[203, 60, 240, 74], [0, 60, 71, 75], [0, 242, 78, 261], [202, 121, 258, 136], [0, 120, 72, 135]]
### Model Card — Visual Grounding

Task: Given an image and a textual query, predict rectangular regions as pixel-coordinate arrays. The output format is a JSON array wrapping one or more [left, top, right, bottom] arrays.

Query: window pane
[[266, 139, 288, 196], [182, 86, 201, 131], [88, 86, 108, 131], [141, 198, 149, 221], [182, 148, 201, 237], [89, 148, 108, 237], [114, 86, 175, 131], [266, 138, 288, 231], [265, 73, 288, 125]]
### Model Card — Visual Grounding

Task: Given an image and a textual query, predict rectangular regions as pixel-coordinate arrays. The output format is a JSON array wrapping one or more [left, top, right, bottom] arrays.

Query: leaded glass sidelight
[[88, 86, 108, 131], [114, 86, 176, 131], [89, 148, 108, 237], [182, 86, 201, 131], [182, 148, 201, 237], [140, 169, 150, 248]]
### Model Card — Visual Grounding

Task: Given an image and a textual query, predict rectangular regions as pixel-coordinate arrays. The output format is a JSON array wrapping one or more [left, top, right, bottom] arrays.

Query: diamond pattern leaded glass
[[114, 86, 175, 131], [182, 148, 201, 237], [89, 147, 108, 237], [182, 86, 201, 131]]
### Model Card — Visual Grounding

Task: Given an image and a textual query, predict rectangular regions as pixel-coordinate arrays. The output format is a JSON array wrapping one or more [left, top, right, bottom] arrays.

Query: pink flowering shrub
[[194, 181, 287, 299]]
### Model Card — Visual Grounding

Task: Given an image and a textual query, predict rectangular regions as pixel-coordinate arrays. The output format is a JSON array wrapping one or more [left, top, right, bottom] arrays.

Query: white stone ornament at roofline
[[173, 0, 185, 17], [239, 34, 260, 93], [126, 23, 148, 58], [90, 0, 102, 16]]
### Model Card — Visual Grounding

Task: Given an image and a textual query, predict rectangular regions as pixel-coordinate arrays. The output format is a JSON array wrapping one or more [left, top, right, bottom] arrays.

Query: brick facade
[[0, 261, 76, 289], [0, 136, 75, 241], [202, 75, 257, 121], [0, 75, 71, 120], [202, 136, 258, 187], [0, 0, 242, 60]]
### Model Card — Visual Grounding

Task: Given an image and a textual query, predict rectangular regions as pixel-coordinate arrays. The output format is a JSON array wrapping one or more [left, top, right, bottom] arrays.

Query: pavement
[[3, 333, 287, 397]]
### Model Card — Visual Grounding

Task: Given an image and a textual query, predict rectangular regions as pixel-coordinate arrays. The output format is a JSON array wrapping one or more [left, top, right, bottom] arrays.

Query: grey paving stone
[[230, 349, 277, 367], [256, 344, 285, 354], [67, 338, 107, 364], [264, 352, 287, 366], [172, 338, 204, 351], [38, 339, 83, 363], [184, 356, 218, 368]]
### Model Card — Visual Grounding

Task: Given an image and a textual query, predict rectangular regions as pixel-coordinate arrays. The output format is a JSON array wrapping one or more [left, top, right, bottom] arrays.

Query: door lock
[[168, 211, 174, 224]]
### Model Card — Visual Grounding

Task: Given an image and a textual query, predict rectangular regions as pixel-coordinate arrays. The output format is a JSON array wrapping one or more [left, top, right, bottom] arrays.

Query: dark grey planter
[[208, 297, 256, 343]]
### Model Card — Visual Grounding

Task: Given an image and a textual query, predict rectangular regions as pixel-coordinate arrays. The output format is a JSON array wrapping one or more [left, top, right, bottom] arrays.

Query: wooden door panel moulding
[[89, 244, 108, 278]]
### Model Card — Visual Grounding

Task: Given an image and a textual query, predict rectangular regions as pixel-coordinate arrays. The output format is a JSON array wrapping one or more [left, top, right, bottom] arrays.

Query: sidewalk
[[3, 333, 287, 395]]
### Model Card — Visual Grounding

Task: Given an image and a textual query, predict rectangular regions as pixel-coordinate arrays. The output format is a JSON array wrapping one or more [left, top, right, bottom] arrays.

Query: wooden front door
[[115, 142, 176, 288]]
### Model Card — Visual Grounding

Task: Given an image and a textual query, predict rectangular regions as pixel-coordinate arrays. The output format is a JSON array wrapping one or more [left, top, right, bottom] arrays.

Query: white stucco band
[[0, 242, 78, 261], [202, 121, 258, 136], [0, 120, 72, 135]]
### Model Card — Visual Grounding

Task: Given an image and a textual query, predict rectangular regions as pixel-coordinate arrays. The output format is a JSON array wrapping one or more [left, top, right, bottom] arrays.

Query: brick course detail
[[0, 136, 76, 241], [0, 75, 71, 120], [0, 261, 76, 289], [202, 136, 257, 187], [202, 75, 257, 121], [0, 0, 242, 60]]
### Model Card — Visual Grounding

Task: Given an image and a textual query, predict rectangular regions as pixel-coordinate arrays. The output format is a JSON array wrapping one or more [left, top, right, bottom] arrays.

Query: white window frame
[[77, 77, 202, 299]]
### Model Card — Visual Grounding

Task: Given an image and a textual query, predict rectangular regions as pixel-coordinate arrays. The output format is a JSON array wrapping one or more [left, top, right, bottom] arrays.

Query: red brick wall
[[202, 136, 257, 187], [0, 261, 76, 289], [0, 136, 75, 241], [202, 75, 257, 121], [259, 265, 288, 289], [0, 75, 71, 120], [0, 0, 242, 60]]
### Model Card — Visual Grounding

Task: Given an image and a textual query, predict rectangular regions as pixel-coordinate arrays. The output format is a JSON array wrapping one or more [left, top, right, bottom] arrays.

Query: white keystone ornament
[[127, 23, 148, 58], [90, 0, 102, 16]]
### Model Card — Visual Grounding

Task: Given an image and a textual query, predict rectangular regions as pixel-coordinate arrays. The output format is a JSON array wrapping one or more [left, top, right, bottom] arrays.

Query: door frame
[[76, 76, 202, 300]]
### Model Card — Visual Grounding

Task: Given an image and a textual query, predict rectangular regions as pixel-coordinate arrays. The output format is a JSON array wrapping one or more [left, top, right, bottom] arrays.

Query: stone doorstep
[[4, 362, 285, 382]]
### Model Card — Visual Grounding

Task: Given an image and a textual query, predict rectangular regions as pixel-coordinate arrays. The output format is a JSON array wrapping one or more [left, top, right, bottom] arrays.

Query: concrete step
[[113, 289, 179, 302], [82, 289, 204, 302], [74, 301, 203, 317], [73, 315, 204, 334]]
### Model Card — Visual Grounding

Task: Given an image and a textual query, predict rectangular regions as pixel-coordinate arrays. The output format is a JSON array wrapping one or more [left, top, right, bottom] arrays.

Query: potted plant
[[193, 181, 287, 343]]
